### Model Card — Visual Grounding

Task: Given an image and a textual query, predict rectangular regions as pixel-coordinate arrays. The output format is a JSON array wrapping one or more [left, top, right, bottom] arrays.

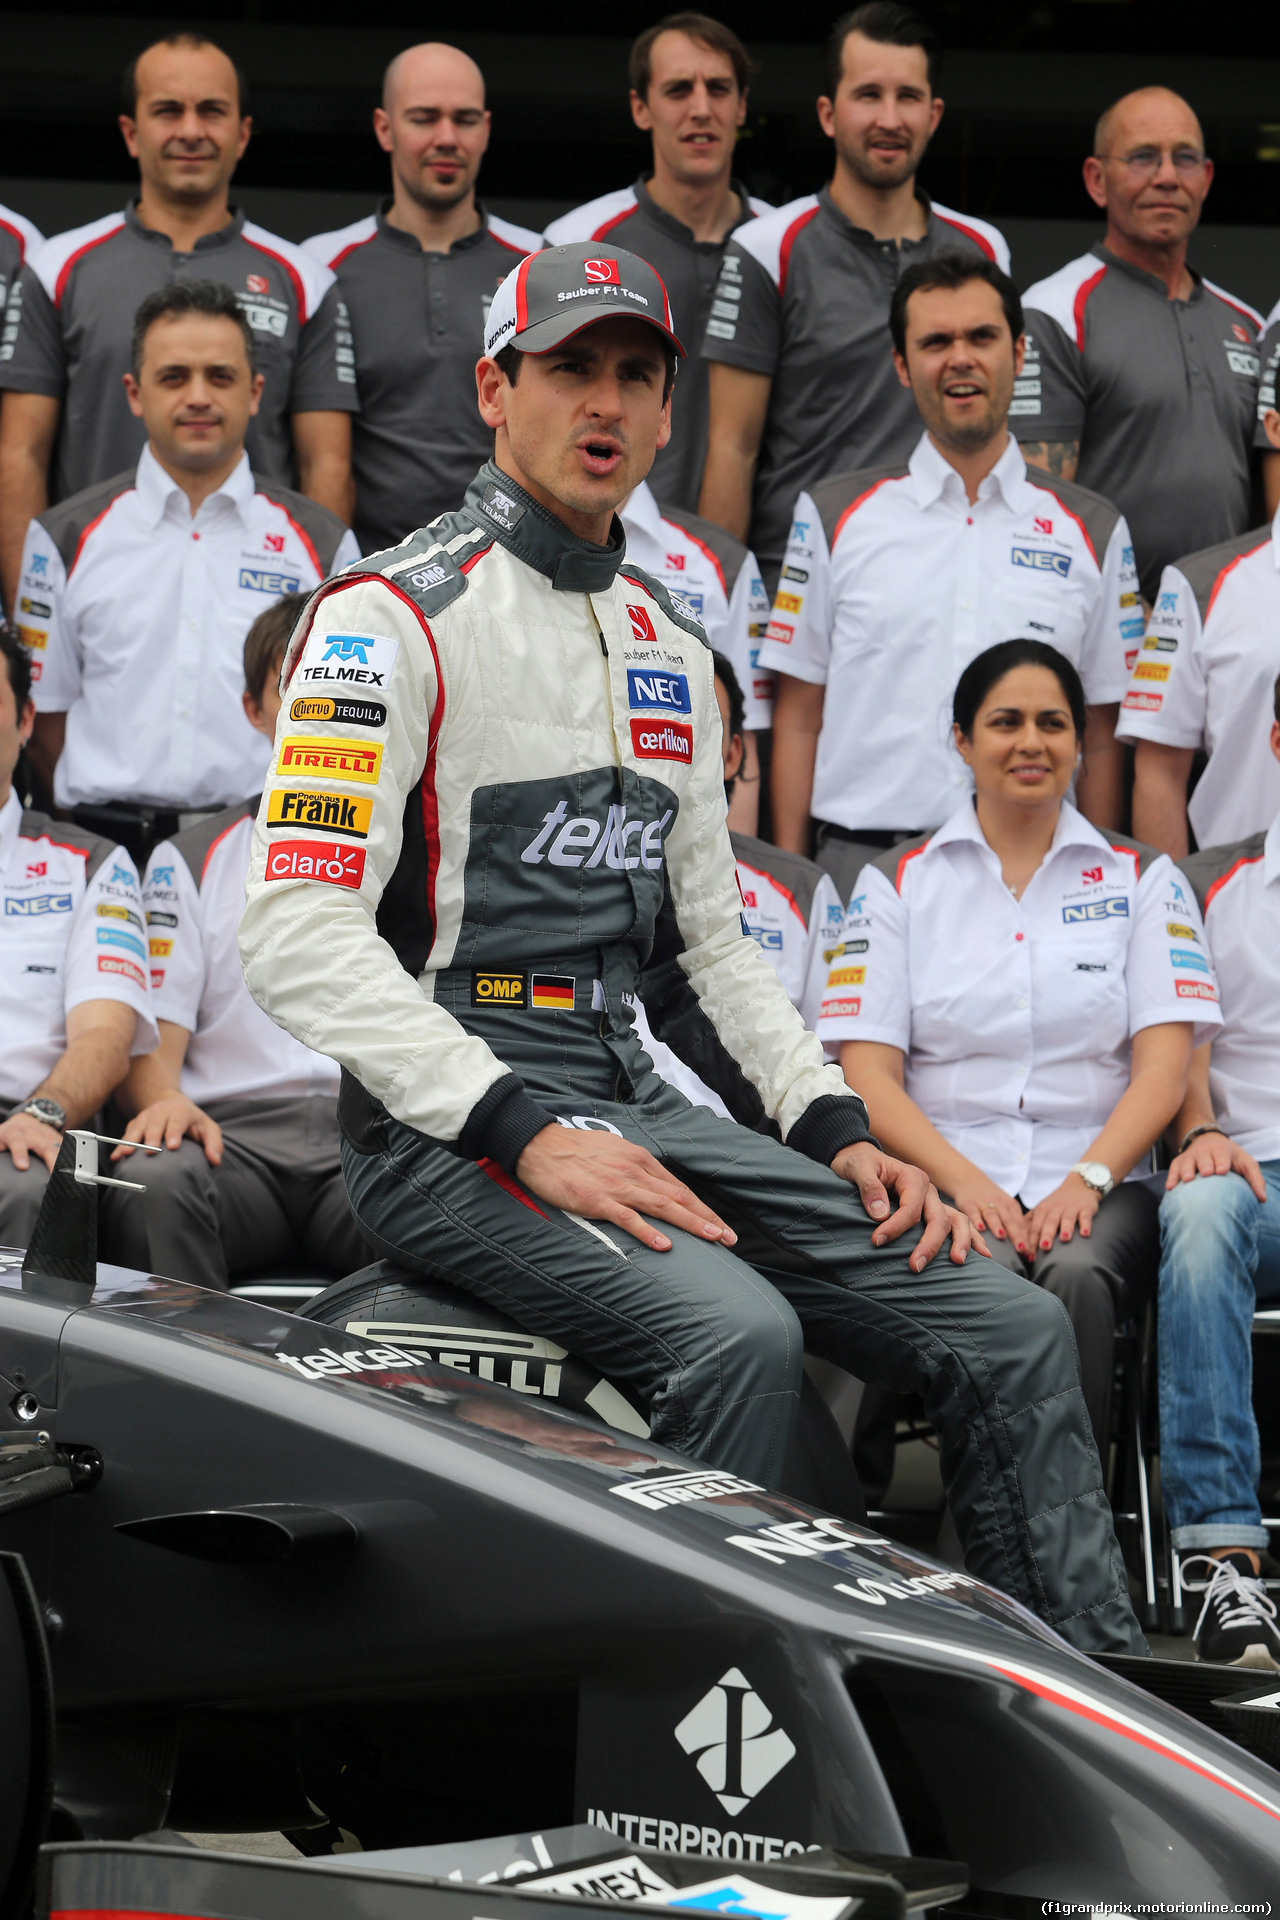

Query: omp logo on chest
[[1012, 545, 1072, 577], [521, 800, 672, 872], [627, 668, 691, 714], [267, 789, 372, 838], [295, 632, 399, 689], [1063, 897, 1129, 923], [276, 737, 383, 782], [6, 892, 72, 915]]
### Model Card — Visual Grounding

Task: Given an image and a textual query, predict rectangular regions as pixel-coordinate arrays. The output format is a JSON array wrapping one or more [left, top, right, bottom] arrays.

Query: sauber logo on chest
[[276, 737, 383, 782], [631, 718, 693, 764], [521, 800, 673, 872], [626, 603, 659, 645], [627, 668, 691, 713]]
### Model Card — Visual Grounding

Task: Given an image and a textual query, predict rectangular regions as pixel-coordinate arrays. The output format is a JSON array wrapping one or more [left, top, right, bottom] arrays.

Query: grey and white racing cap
[[483, 242, 684, 358]]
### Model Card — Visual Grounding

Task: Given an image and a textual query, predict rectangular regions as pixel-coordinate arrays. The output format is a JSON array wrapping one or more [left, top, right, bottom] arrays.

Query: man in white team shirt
[[619, 480, 770, 830], [636, 652, 842, 1109], [0, 626, 156, 1243], [107, 597, 369, 1290], [1117, 403, 1280, 859], [762, 251, 1136, 903]]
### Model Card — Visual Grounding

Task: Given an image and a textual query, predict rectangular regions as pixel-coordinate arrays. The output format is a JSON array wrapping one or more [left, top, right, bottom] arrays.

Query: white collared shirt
[[619, 482, 773, 728], [816, 799, 1221, 1203], [1, 789, 157, 1105], [20, 445, 360, 809], [757, 433, 1138, 830], [144, 811, 339, 1106], [1115, 508, 1280, 848], [1188, 814, 1280, 1163]]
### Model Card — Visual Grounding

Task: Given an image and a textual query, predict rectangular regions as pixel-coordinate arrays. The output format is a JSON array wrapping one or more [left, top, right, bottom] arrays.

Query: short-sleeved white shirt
[[757, 433, 1139, 830], [1183, 815, 1280, 1164], [144, 807, 340, 1107], [1114, 509, 1280, 848], [816, 798, 1220, 1203], [1, 789, 156, 1105], [619, 483, 773, 729], [21, 445, 360, 810], [635, 836, 843, 1113]]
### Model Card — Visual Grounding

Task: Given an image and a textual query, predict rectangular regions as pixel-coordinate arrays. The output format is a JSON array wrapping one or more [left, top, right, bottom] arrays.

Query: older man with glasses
[[1009, 86, 1261, 602]]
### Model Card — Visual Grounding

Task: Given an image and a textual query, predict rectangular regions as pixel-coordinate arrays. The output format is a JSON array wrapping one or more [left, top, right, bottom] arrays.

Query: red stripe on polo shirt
[[1206, 540, 1269, 622], [738, 859, 806, 930], [200, 813, 249, 885], [894, 842, 929, 893], [777, 206, 819, 298], [1204, 851, 1264, 914], [70, 491, 133, 575], [1026, 481, 1100, 567], [590, 205, 637, 242], [243, 236, 308, 324], [830, 475, 902, 552], [1072, 266, 1108, 351], [934, 212, 996, 262], [661, 516, 727, 596], [53, 217, 125, 308]]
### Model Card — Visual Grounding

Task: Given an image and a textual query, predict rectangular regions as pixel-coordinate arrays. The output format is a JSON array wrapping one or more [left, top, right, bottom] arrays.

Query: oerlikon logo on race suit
[[630, 718, 693, 764], [673, 1669, 796, 1817], [585, 258, 622, 284]]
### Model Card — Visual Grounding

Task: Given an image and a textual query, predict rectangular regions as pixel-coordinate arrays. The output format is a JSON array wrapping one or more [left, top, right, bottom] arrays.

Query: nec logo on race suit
[[1012, 545, 1071, 578], [627, 669, 691, 714], [295, 632, 399, 690], [585, 258, 622, 284], [521, 800, 673, 872]]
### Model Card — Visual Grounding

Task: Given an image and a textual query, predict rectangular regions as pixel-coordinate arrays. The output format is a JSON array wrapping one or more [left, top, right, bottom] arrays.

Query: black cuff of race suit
[[460, 1073, 558, 1176], [787, 1093, 876, 1166]]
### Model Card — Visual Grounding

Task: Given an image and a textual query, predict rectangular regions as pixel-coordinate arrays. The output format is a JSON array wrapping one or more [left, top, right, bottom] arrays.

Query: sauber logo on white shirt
[[521, 800, 673, 872]]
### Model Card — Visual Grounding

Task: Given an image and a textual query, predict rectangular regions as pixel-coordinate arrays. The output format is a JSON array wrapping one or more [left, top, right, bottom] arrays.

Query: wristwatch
[[14, 1097, 67, 1132], [1070, 1160, 1114, 1198]]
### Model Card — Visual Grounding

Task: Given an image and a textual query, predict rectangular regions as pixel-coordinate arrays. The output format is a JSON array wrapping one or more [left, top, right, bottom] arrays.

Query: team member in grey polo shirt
[[545, 13, 769, 514], [304, 43, 540, 555], [1013, 86, 1261, 601], [0, 205, 41, 332], [697, 2, 1008, 586], [0, 32, 356, 614]]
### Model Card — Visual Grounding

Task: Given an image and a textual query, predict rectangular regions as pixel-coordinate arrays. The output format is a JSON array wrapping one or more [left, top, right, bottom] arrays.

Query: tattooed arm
[[1020, 440, 1080, 483]]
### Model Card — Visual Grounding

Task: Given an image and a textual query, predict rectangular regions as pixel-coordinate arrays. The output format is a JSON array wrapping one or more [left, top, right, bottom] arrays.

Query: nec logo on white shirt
[[296, 631, 399, 689], [1012, 545, 1072, 578]]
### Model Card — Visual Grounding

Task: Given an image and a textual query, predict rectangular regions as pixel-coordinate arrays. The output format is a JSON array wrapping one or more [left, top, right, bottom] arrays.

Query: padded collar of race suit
[[462, 461, 626, 592]]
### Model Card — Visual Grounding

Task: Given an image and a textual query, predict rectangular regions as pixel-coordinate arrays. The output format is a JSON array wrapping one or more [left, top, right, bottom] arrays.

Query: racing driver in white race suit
[[239, 240, 1145, 1655]]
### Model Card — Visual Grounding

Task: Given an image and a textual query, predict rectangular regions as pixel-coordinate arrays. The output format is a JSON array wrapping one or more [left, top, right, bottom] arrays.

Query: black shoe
[[1183, 1552, 1280, 1669]]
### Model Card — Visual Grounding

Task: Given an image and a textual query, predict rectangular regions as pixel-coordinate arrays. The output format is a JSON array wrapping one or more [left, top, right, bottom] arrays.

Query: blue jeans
[[1158, 1160, 1280, 1550]]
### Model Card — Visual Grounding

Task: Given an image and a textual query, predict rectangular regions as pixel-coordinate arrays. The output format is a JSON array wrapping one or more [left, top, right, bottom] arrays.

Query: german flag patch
[[530, 974, 575, 1012]]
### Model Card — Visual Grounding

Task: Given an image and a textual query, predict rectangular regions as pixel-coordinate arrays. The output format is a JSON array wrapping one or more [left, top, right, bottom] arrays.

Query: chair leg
[[1132, 1379, 1161, 1634]]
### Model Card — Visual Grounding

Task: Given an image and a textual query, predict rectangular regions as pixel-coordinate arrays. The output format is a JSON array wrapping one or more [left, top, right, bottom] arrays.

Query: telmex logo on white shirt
[[521, 801, 673, 872], [295, 630, 399, 689]]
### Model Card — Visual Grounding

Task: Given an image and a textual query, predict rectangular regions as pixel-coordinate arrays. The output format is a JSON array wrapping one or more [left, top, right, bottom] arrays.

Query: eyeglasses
[[1095, 146, 1209, 179]]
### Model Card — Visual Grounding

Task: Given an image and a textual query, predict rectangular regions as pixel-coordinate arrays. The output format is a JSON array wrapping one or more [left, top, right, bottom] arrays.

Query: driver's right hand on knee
[[515, 1125, 738, 1252]]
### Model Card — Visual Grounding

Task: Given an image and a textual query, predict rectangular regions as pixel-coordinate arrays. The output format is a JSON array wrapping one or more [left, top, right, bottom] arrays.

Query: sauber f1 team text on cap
[[484, 243, 685, 359]]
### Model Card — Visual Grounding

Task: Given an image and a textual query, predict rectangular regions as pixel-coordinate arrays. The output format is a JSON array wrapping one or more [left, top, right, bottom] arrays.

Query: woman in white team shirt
[[817, 639, 1222, 1448]]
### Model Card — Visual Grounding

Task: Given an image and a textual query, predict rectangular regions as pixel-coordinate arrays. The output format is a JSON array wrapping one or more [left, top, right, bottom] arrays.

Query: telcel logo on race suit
[[631, 719, 693, 764], [627, 669, 691, 714], [264, 840, 366, 889], [267, 789, 372, 838], [277, 737, 383, 783], [296, 632, 399, 689], [521, 800, 673, 873]]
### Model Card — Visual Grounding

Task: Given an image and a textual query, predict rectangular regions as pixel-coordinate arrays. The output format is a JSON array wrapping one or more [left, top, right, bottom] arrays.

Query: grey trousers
[[343, 1079, 1145, 1654], [106, 1095, 371, 1291], [989, 1180, 1160, 1453], [0, 1100, 55, 1248]]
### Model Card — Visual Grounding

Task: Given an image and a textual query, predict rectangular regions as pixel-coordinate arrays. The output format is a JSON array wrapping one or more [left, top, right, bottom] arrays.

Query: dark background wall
[[3, 3, 1278, 309]]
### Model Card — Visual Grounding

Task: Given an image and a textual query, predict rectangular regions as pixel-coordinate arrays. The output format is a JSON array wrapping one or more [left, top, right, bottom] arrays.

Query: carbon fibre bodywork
[[1, 1246, 1278, 1907]]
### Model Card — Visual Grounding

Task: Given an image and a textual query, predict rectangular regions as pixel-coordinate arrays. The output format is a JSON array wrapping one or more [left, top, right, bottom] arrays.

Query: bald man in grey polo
[[1013, 245, 1262, 599], [304, 204, 540, 555]]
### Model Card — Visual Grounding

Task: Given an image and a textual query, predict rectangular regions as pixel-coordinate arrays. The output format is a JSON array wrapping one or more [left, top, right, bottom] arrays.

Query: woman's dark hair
[[952, 639, 1087, 740]]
